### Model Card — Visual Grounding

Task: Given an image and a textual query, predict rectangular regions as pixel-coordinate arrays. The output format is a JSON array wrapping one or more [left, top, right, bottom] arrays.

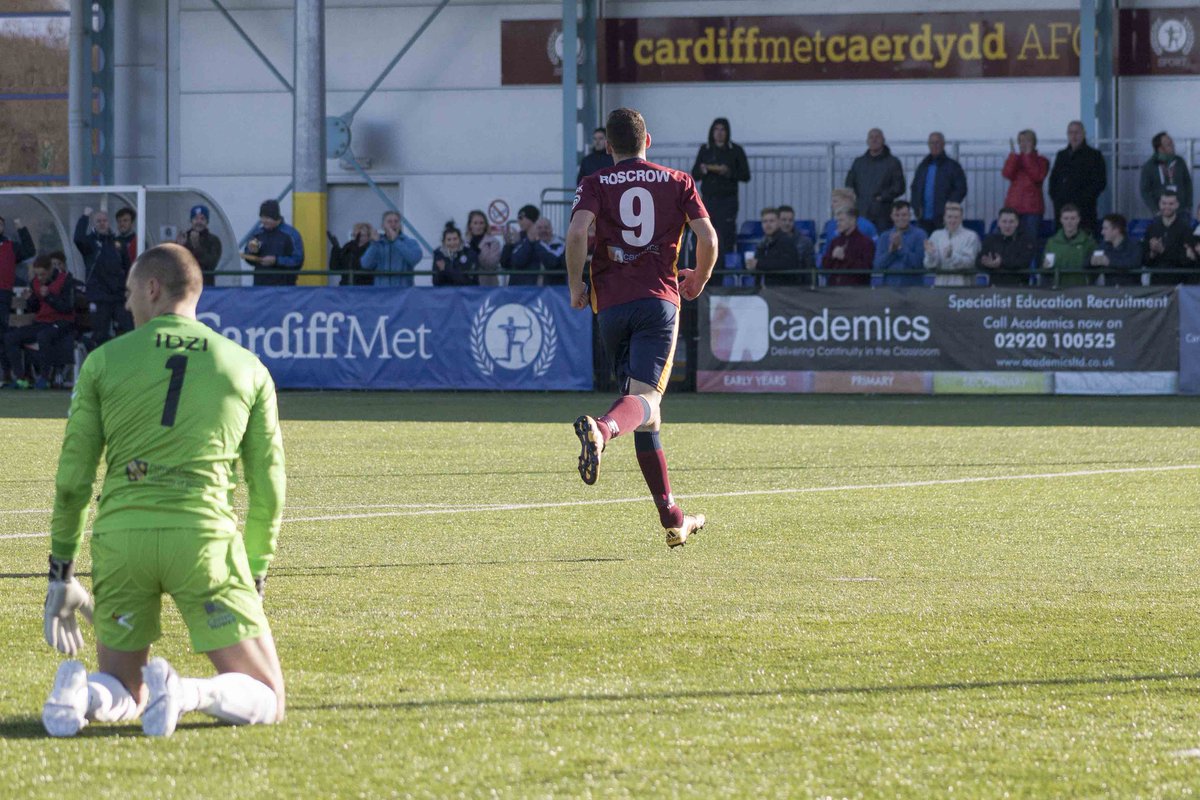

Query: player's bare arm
[[680, 216, 719, 301], [566, 209, 595, 309]]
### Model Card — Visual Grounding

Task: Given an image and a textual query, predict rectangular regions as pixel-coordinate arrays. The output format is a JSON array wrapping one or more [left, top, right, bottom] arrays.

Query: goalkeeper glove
[[44, 556, 94, 656]]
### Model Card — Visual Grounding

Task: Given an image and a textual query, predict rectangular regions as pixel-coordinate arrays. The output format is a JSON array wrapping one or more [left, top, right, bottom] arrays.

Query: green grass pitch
[[2, 392, 1199, 798]]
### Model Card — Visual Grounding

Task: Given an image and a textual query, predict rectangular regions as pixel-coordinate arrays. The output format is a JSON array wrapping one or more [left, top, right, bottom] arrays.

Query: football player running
[[566, 108, 719, 548]]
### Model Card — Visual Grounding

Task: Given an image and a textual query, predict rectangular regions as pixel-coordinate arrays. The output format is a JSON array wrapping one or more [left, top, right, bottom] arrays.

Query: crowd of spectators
[[4, 122, 1200, 390]]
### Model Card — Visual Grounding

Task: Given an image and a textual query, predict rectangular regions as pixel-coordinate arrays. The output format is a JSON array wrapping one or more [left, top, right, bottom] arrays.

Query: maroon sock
[[634, 431, 684, 528], [596, 395, 651, 443]]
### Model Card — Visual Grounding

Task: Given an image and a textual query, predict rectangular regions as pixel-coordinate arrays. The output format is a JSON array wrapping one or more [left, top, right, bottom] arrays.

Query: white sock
[[86, 672, 139, 722], [182, 674, 277, 725]]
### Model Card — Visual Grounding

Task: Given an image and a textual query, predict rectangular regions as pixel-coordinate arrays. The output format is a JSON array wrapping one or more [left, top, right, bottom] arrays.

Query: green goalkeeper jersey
[[51, 313, 285, 576]]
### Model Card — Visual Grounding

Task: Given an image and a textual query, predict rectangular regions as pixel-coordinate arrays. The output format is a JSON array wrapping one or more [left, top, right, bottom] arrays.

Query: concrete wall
[[111, 0, 1200, 264]]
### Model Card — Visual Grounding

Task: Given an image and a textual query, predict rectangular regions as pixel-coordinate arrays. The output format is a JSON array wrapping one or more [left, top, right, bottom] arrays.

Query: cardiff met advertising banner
[[698, 287, 1177, 395], [196, 287, 593, 391]]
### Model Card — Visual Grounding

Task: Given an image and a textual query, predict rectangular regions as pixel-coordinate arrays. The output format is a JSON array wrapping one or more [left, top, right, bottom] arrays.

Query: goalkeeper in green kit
[[41, 243, 286, 738]]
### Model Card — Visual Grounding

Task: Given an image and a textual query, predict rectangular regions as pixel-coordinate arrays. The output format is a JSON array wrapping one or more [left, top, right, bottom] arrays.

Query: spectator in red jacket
[[0, 215, 35, 379], [3, 253, 75, 389], [115, 207, 137, 264], [821, 205, 874, 287], [1002, 129, 1050, 240]]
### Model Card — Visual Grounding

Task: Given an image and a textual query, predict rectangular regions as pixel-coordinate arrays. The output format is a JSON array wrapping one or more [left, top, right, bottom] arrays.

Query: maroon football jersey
[[572, 157, 708, 312]]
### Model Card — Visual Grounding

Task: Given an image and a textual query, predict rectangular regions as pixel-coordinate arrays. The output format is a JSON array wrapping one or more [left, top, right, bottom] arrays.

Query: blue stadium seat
[[1128, 218, 1152, 241], [738, 220, 764, 238], [795, 219, 817, 242], [964, 219, 986, 239], [975, 272, 990, 286], [721, 252, 755, 288]]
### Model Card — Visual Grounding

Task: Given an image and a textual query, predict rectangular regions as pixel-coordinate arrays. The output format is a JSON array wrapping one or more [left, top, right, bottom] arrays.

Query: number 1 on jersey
[[619, 187, 656, 247], [161, 355, 188, 427]]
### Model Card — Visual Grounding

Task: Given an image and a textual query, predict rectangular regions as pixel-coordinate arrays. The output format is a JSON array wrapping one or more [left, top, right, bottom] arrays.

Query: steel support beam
[[343, 0, 450, 122], [68, 0, 88, 185], [562, 0, 579, 189], [210, 0, 294, 93], [580, 0, 598, 138], [294, 0, 327, 286]]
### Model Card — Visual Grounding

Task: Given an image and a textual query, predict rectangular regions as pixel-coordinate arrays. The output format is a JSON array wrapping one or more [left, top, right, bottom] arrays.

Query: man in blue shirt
[[361, 210, 422, 288], [244, 200, 304, 286], [873, 200, 928, 287]]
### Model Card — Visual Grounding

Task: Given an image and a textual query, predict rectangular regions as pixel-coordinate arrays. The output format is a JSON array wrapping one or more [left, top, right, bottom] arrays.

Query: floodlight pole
[[294, 0, 327, 286], [68, 0, 88, 185]]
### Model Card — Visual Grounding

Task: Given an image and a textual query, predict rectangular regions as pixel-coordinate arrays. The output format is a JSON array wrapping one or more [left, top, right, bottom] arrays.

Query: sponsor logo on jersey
[[204, 601, 236, 629], [470, 298, 558, 377], [126, 459, 149, 482], [111, 612, 134, 631], [606, 244, 662, 264]]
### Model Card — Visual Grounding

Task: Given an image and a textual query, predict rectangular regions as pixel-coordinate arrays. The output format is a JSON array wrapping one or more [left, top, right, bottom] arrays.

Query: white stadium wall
[[108, 0, 1200, 271]]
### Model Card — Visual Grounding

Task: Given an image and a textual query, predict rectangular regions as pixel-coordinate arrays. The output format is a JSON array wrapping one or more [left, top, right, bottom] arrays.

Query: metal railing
[[554, 137, 1200, 238]]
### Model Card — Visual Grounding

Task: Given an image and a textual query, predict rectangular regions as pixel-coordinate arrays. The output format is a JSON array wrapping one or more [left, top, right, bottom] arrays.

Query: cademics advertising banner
[[698, 288, 1177, 394], [1176, 287, 1200, 394], [196, 287, 593, 391]]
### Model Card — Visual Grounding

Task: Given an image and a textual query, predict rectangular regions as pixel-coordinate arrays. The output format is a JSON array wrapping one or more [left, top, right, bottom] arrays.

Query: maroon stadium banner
[[1119, 7, 1200, 76], [502, 9, 1200, 85]]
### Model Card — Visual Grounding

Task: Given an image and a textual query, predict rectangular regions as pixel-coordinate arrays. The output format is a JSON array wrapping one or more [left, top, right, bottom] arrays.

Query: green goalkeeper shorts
[[90, 528, 270, 653]]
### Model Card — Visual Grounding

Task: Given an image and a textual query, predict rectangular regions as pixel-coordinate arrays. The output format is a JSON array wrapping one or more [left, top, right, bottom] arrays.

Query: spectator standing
[[977, 207, 1037, 287], [432, 223, 478, 287], [821, 206, 874, 287], [114, 207, 137, 264], [909, 131, 968, 234], [845, 128, 906, 232], [466, 210, 503, 287], [503, 205, 541, 286], [244, 200, 304, 286], [176, 204, 222, 286], [776, 205, 815, 275], [691, 117, 751, 258], [531, 217, 566, 285], [3, 253, 75, 389], [75, 207, 131, 347], [746, 207, 802, 286], [872, 200, 928, 287], [577, 128, 615, 184], [1090, 214, 1143, 287], [361, 209, 421, 288], [1141, 191, 1194, 284], [1002, 129, 1050, 240], [329, 222, 374, 286], [923, 202, 980, 287], [0, 216, 35, 373], [1048, 121, 1107, 234], [1139, 131, 1193, 218], [819, 188, 877, 261], [1042, 204, 1098, 288]]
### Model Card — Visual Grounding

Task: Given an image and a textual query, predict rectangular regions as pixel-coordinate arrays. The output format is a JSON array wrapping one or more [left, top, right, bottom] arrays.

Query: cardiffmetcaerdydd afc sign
[[698, 287, 1178, 396], [503, 8, 1200, 84], [196, 286, 593, 391]]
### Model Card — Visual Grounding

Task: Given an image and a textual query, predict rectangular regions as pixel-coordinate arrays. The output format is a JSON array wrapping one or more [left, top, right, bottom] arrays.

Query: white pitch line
[[2, 464, 1196, 539]]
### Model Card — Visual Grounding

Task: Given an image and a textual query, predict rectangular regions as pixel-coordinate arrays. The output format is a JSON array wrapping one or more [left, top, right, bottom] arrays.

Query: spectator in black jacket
[[177, 204, 223, 286], [75, 207, 131, 348], [577, 128, 614, 184], [909, 132, 967, 234], [691, 117, 751, 258], [746, 207, 802, 286], [244, 199, 305, 286], [776, 205, 816, 275], [1142, 191, 1195, 284], [977, 207, 1037, 287], [432, 223, 478, 286], [531, 217, 566, 285], [329, 222, 374, 286], [1049, 121, 1107, 234], [1090, 214, 1143, 287], [114, 206, 137, 264], [846, 128, 906, 232]]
